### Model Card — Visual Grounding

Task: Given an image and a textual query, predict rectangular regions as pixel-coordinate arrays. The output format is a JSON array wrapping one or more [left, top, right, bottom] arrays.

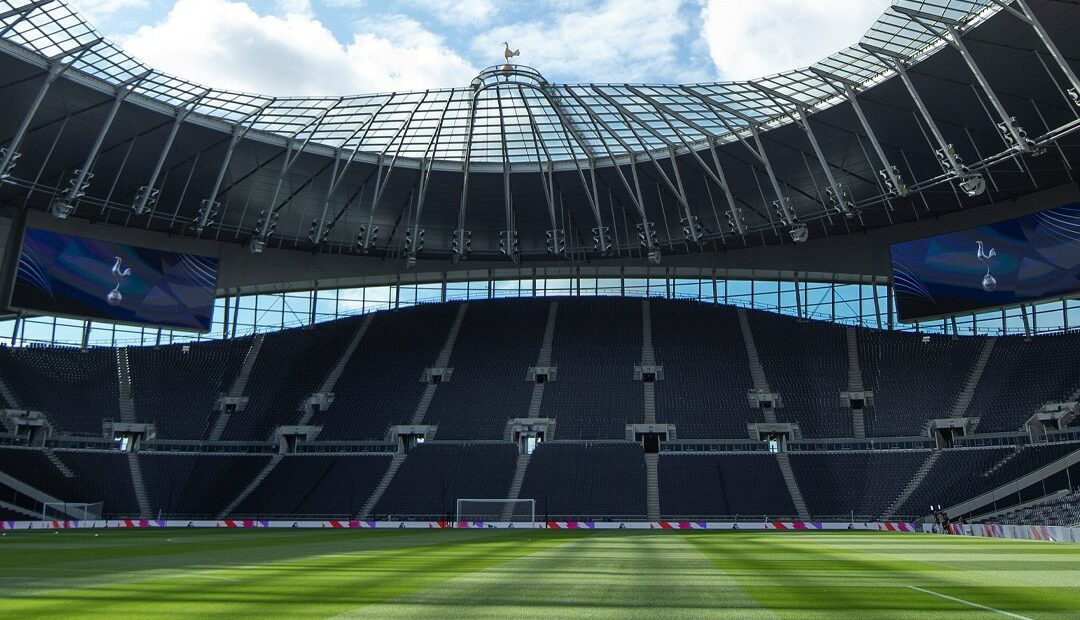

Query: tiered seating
[[140, 453, 272, 517], [789, 451, 930, 518], [968, 333, 1080, 433], [222, 318, 361, 441], [51, 450, 140, 516], [751, 312, 851, 438], [235, 455, 391, 517], [425, 299, 546, 439], [652, 301, 760, 438], [540, 298, 643, 438], [310, 304, 457, 440], [657, 453, 797, 518], [898, 447, 1014, 516], [129, 339, 249, 439], [0, 345, 120, 434], [981, 491, 1080, 526], [859, 332, 983, 437], [520, 442, 646, 519], [0, 447, 81, 502], [372, 443, 518, 519]]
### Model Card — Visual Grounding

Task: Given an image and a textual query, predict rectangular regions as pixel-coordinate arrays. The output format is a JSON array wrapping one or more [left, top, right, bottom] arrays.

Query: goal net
[[41, 501, 103, 521], [456, 499, 535, 524]]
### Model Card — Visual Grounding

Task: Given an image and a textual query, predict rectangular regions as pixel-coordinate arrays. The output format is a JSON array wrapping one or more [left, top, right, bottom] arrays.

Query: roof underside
[[1, 0, 1079, 265]]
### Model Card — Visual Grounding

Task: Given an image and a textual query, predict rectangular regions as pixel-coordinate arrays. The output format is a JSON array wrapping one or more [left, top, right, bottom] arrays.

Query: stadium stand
[[858, 331, 984, 437], [789, 451, 929, 519], [750, 312, 852, 438], [221, 318, 360, 441], [538, 298, 644, 439], [372, 443, 519, 519], [657, 453, 798, 518], [310, 304, 458, 440], [967, 333, 1080, 433], [521, 442, 647, 520], [980, 491, 1080, 526], [234, 454, 392, 517], [652, 301, 760, 439], [140, 453, 273, 517], [0, 345, 121, 435], [0, 299, 1078, 523], [129, 339, 249, 439], [424, 299, 546, 439]]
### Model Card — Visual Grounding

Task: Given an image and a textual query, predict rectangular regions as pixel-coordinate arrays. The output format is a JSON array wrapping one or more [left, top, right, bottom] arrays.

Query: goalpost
[[41, 501, 103, 522], [455, 499, 535, 525]]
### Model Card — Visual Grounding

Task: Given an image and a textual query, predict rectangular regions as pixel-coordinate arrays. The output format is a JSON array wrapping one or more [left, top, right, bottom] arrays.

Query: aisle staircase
[[737, 308, 776, 423], [951, 338, 996, 419], [116, 348, 136, 423], [645, 453, 660, 521], [776, 453, 810, 520], [641, 300, 657, 424], [127, 452, 151, 518], [209, 335, 265, 441], [526, 301, 559, 418], [411, 304, 468, 425], [359, 452, 407, 519], [500, 453, 532, 521], [217, 454, 283, 518], [846, 328, 866, 439], [882, 450, 941, 519]]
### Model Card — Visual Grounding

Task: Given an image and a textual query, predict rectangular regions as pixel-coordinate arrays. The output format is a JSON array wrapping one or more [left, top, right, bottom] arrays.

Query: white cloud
[[702, 0, 891, 80], [67, 0, 149, 23], [474, 0, 699, 83], [404, 0, 496, 25], [119, 0, 478, 95]]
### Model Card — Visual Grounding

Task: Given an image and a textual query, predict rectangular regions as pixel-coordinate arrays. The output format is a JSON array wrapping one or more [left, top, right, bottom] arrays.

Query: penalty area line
[[906, 586, 1033, 620]]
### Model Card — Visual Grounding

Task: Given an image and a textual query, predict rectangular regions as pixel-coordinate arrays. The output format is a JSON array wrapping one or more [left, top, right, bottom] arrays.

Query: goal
[[41, 501, 103, 521], [455, 499, 535, 524]]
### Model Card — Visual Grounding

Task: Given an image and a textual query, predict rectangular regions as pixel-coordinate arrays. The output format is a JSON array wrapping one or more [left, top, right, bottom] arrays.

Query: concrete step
[[643, 384, 656, 425], [645, 453, 660, 521], [127, 452, 152, 518], [217, 454, 284, 519], [359, 453, 407, 519], [500, 453, 533, 521], [0, 371, 22, 409], [116, 348, 136, 423], [43, 449, 74, 478], [776, 453, 809, 520], [852, 409, 866, 440], [535, 301, 559, 368], [736, 308, 770, 392], [882, 450, 941, 519], [951, 338, 996, 419], [845, 327, 865, 392], [229, 334, 266, 397], [319, 315, 373, 395]]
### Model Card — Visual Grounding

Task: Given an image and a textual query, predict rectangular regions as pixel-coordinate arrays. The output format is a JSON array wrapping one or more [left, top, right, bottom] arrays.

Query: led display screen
[[891, 203, 1080, 322], [9, 227, 217, 331]]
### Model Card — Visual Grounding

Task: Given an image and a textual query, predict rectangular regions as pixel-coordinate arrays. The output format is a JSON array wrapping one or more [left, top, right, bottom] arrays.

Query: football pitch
[[1, 529, 1079, 618]]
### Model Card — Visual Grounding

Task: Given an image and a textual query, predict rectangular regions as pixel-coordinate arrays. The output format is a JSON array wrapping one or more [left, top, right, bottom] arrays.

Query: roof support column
[[894, 7, 1035, 152], [1, 38, 102, 184], [51, 70, 150, 218], [863, 45, 985, 197], [812, 69, 908, 197], [196, 101, 274, 235], [989, 0, 1080, 106], [132, 92, 206, 216]]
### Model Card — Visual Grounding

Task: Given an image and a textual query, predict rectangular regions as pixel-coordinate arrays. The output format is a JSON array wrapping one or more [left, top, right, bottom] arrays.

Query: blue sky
[[67, 0, 891, 95]]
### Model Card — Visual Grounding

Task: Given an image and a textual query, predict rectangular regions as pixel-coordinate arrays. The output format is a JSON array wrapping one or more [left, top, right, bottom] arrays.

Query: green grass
[[1, 529, 1079, 618]]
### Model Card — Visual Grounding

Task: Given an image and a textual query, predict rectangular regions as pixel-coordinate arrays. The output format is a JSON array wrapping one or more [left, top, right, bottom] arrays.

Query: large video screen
[[891, 203, 1080, 322], [9, 227, 217, 331]]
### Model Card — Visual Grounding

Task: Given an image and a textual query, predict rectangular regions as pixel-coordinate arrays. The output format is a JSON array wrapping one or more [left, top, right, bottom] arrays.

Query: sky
[[67, 0, 893, 96]]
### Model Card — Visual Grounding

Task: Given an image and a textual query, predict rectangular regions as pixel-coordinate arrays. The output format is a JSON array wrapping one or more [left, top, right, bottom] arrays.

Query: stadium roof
[[1, 0, 1079, 267]]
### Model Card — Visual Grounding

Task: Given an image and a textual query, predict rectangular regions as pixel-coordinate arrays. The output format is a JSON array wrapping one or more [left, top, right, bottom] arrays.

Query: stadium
[[0, 0, 1080, 616]]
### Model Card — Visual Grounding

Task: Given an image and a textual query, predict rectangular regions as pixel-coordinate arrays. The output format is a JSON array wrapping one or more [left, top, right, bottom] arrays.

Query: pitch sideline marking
[[906, 585, 1033, 620]]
